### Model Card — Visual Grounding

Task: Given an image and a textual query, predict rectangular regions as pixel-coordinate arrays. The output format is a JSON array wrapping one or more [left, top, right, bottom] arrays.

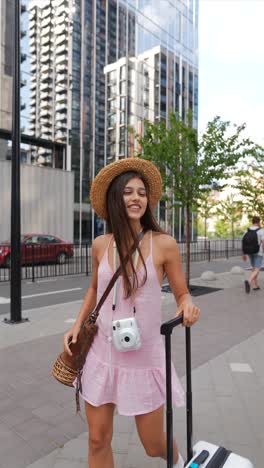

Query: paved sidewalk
[[0, 263, 263, 468]]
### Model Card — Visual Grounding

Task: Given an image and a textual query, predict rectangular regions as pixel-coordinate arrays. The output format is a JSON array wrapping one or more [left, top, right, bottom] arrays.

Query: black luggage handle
[[161, 314, 193, 466], [160, 314, 184, 335]]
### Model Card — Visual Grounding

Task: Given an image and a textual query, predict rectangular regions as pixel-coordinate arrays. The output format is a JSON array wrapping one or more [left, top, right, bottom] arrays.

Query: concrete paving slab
[[0, 262, 263, 468]]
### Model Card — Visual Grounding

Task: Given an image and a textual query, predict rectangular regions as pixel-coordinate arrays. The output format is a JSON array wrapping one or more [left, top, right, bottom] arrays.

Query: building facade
[[0, 0, 198, 243], [72, 0, 198, 241], [28, 0, 73, 165]]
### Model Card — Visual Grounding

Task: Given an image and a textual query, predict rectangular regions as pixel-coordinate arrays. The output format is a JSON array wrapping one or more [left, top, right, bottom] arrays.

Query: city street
[[0, 257, 246, 316], [0, 257, 263, 467]]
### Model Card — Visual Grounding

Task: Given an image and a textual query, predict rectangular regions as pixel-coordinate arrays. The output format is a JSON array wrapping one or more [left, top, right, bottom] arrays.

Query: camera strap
[[112, 239, 140, 311]]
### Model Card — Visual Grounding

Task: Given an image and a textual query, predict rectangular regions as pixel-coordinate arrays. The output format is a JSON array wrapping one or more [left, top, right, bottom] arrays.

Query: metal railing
[[0, 239, 242, 283]]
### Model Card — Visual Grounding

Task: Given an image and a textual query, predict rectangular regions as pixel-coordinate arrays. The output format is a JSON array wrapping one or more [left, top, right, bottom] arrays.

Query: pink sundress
[[80, 231, 185, 415]]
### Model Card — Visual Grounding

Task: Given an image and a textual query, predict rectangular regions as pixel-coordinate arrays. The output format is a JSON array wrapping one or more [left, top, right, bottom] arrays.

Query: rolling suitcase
[[160, 316, 254, 468]]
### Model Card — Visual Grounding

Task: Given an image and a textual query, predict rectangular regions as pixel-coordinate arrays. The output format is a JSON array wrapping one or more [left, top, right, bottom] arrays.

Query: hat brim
[[90, 158, 162, 220]]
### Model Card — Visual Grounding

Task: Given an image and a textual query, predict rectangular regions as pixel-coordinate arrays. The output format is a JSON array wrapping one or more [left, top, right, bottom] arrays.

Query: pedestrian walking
[[63, 158, 200, 468], [242, 215, 264, 293]]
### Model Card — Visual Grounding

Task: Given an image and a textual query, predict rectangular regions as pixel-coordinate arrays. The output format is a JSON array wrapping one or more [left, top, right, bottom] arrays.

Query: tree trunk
[[186, 205, 191, 289], [204, 216, 207, 249], [231, 220, 235, 248]]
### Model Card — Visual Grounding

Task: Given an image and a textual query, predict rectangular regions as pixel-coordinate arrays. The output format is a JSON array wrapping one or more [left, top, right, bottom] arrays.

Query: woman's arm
[[63, 238, 100, 355], [163, 236, 200, 327]]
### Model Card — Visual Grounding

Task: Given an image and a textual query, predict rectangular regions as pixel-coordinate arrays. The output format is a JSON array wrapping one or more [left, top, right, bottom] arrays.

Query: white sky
[[198, 0, 264, 145]]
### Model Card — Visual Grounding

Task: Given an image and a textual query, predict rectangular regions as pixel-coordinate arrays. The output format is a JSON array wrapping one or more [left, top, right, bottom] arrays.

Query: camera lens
[[124, 336, 130, 342]]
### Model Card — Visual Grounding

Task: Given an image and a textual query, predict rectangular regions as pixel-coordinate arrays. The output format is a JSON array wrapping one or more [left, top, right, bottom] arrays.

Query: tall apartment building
[[3, 0, 198, 242], [105, 45, 198, 161], [0, 0, 14, 135], [28, 0, 73, 165]]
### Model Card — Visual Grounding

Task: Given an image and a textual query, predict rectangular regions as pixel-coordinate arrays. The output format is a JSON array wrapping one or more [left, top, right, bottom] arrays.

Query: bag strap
[[85, 231, 145, 325]]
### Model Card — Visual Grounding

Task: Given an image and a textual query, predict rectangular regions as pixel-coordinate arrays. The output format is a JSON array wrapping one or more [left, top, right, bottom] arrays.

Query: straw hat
[[90, 158, 162, 220]]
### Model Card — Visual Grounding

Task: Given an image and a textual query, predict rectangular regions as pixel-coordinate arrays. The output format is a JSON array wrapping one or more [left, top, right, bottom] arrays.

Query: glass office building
[[72, 0, 198, 241], [0, 0, 198, 242]]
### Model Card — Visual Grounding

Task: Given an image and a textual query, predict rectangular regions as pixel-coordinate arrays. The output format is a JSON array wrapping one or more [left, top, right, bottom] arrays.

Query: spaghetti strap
[[150, 230, 153, 254], [101, 235, 113, 263], [106, 234, 113, 251]]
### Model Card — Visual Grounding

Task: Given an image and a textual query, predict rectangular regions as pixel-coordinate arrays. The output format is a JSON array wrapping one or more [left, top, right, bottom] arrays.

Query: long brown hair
[[106, 171, 164, 298]]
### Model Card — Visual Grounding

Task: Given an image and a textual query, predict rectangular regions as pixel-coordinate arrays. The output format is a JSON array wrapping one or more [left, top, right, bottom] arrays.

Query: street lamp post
[[4, 0, 28, 324]]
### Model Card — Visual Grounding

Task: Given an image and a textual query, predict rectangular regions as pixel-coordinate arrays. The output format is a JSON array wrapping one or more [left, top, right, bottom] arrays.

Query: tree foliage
[[234, 162, 264, 222], [215, 195, 244, 241], [137, 113, 263, 285]]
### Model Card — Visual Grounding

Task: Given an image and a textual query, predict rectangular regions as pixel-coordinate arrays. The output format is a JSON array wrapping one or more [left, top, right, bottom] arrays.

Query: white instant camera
[[112, 317, 141, 352]]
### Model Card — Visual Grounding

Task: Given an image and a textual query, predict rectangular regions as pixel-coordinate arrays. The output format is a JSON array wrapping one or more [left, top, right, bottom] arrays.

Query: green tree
[[215, 195, 244, 243], [197, 193, 217, 241], [137, 114, 262, 286], [214, 218, 229, 239], [235, 163, 264, 222]]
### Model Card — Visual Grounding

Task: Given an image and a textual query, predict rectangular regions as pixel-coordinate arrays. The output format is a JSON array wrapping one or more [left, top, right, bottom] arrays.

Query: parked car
[[0, 234, 74, 267]]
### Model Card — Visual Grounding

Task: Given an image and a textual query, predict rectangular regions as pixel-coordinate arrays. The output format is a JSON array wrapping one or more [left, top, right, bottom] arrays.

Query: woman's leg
[[249, 267, 260, 286], [135, 404, 180, 464], [85, 401, 115, 468]]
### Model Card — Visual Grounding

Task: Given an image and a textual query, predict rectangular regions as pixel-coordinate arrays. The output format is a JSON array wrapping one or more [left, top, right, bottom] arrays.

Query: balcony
[[42, 64, 52, 74], [57, 5, 69, 17], [55, 130, 67, 140], [29, 36, 37, 47], [55, 33, 68, 46], [30, 55, 37, 65], [40, 91, 51, 100], [56, 113, 67, 123], [40, 108, 52, 118], [30, 81, 37, 90], [29, 26, 37, 38], [29, 6, 37, 18], [41, 26, 52, 37], [40, 55, 51, 64], [41, 7, 52, 19], [40, 82, 52, 92], [29, 122, 36, 131], [56, 54, 67, 65], [42, 44, 54, 55], [55, 24, 66, 36], [42, 16, 52, 29], [42, 72, 52, 83], [56, 44, 67, 55], [56, 93, 67, 103], [56, 15, 67, 26], [40, 99, 52, 109], [56, 73, 67, 84], [42, 34, 54, 46], [56, 84, 67, 95], [57, 64, 68, 73], [56, 102, 67, 112]]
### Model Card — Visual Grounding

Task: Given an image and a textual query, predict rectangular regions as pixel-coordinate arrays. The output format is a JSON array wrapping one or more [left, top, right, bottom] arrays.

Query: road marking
[[0, 288, 82, 304], [65, 318, 76, 323], [230, 362, 253, 373], [26, 279, 57, 284], [0, 297, 10, 304]]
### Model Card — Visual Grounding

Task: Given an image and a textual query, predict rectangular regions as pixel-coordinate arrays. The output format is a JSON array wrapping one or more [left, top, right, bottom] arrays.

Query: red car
[[0, 234, 74, 267]]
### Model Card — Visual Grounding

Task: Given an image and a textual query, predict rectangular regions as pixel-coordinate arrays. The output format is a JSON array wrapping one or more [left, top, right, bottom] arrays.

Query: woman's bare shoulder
[[92, 234, 112, 255], [152, 232, 178, 250]]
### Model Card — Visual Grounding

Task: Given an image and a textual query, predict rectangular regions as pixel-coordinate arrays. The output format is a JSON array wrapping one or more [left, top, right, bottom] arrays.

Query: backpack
[[242, 228, 260, 255]]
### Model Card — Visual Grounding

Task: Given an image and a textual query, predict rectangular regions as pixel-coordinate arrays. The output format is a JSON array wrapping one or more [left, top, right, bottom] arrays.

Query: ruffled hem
[[76, 347, 185, 416]]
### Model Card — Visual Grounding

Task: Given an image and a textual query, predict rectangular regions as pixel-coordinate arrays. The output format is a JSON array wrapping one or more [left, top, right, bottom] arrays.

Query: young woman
[[64, 158, 200, 468]]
